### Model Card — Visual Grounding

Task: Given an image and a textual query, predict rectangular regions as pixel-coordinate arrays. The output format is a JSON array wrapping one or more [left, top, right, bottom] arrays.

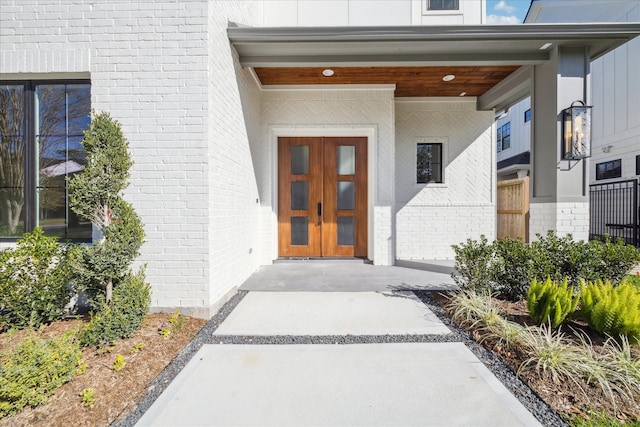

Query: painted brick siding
[[0, 0, 262, 317], [395, 99, 496, 260], [260, 87, 396, 264], [530, 202, 589, 242], [207, 1, 262, 309]]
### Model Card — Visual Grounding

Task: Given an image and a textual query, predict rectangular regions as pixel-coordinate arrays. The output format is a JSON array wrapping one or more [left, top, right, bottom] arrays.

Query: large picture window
[[0, 80, 91, 241], [417, 143, 443, 183]]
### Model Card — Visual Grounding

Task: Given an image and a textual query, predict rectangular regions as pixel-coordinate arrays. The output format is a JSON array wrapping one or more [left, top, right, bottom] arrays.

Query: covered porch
[[228, 23, 640, 265]]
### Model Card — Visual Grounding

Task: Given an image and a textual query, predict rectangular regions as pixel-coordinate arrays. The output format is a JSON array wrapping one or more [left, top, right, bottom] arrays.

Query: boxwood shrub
[[452, 232, 640, 301]]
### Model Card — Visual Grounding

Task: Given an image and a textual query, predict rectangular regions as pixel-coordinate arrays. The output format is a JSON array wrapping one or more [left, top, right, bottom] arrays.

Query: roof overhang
[[228, 23, 640, 68]]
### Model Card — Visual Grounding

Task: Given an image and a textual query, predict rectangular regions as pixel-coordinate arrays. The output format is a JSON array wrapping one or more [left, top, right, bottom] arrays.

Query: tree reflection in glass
[[0, 85, 25, 236]]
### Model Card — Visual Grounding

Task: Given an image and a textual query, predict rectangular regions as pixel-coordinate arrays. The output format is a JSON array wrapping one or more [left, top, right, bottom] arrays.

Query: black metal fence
[[589, 178, 639, 247]]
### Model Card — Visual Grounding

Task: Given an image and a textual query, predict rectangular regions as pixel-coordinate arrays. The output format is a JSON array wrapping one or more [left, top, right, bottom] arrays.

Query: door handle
[[317, 202, 322, 225]]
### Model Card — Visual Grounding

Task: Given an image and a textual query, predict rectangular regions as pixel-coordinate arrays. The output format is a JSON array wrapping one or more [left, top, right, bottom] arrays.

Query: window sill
[[417, 182, 447, 188], [422, 10, 462, 16]]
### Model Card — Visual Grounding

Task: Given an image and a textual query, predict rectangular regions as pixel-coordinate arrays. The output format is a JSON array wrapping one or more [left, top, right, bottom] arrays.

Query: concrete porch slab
[[239, 262, 457, 292], [136, 343, 541, 427], [213, 291, 450, 336]]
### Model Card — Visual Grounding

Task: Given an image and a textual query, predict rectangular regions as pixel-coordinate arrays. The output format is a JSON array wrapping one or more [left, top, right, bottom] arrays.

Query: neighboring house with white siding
[[1, 0, 638, 317], [527, 0, 640, 185], [496, 0, 640, 244]]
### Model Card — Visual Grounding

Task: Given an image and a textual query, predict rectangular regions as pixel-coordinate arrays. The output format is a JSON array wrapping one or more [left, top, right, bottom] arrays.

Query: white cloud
[[494, 0, 516, 14], [486, 14, 520, 25]]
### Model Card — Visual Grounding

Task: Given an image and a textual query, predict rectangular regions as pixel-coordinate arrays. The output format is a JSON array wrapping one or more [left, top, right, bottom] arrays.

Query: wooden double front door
[[278, 137, 367, 257]]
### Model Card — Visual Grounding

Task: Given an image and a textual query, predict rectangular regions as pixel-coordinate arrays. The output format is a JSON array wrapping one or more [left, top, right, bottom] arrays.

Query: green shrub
[[585, 237, 640, 284], [451, 232, 640, 302], [491, 237, 535, 301], [0, 228, 78, 330], [529, 231, 591, 284], [527, 277, 580, 328], [69, 112, 149, 347], [69, 112, 144, 304], [0, 332, 83, 417], [451, 236, 494, 294], [78, 270, 151, 347], [580, 279, 640, 344]]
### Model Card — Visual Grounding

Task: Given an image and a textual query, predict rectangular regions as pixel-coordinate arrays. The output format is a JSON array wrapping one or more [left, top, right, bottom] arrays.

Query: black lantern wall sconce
[[562, 100, 592, 160]]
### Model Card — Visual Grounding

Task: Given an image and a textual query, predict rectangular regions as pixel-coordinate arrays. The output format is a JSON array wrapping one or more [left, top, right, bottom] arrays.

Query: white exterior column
[[530, 46, 590, 241]]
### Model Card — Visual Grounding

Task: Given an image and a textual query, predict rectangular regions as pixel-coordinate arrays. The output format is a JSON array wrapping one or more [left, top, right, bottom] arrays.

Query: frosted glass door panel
[[291, 181, 308, 210], [291, 146, 309, 175], [337, 181, 355, 210], [337, 146, 355, 175], [337, 217, 355, 246], [291, 217, 308, 246]]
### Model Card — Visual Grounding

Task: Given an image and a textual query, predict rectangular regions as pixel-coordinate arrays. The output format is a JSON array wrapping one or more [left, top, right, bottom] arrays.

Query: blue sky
[[486, 0, 531, 24]]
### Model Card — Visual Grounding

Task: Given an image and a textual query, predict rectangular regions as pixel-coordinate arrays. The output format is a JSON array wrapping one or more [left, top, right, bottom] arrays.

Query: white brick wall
[[206, 1, 262, 309], [530, 202, 589, 242], [396, 205, 496, 259], [0, 0, 262, 317], [394, 99, 496, 260]]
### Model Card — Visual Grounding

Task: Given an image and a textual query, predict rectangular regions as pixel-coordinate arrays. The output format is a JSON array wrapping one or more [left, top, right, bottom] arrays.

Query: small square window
[[596, 159, 622, 180], [417, 143, 443, 183], [428, 0, 459, 10], [524, 109, 531, 123]]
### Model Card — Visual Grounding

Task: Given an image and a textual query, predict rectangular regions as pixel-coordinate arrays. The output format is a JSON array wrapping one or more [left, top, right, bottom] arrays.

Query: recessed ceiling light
[[442, 74, 455, 82], [322, 69, 335, 77], [459, 92, 467, 97], [539, 43, 552, 50]]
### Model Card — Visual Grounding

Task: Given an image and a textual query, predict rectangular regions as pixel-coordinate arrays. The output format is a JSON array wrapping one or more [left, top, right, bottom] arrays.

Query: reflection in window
[[595, 159, 622, 181], [337, 145, 355, 175], [0, 81, 91, 240], [337, 181, 355, 210], [417, 143, 443, 184], [0, 85, 26, 236]]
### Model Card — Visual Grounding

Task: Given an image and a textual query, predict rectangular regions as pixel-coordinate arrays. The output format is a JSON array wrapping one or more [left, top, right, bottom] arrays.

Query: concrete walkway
[[240, 261, 457, 292], [137, 262, 542, 427]]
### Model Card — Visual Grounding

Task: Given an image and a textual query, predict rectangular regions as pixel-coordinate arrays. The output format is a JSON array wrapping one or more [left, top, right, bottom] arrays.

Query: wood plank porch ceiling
[[254, 66, 521, 97]]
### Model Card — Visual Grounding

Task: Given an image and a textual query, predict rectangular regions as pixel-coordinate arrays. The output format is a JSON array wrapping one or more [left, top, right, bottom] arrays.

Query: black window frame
[[524, 109, 531, 123], [0, 79, 92, 242], [416, 142, 443, 184], [427, 0, 459, 11], [636, 155, 640, 176], [595, 159, 622, 181], [501, 122, 511, 150]]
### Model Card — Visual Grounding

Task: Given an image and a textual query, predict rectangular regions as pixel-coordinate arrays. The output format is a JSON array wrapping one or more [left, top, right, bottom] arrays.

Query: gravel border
[[114, 289, 567, 427]]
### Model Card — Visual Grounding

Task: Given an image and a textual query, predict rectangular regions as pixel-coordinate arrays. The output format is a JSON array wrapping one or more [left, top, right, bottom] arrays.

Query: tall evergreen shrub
[[68, 111, 144, 303], [68, 112, 150, 346]]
